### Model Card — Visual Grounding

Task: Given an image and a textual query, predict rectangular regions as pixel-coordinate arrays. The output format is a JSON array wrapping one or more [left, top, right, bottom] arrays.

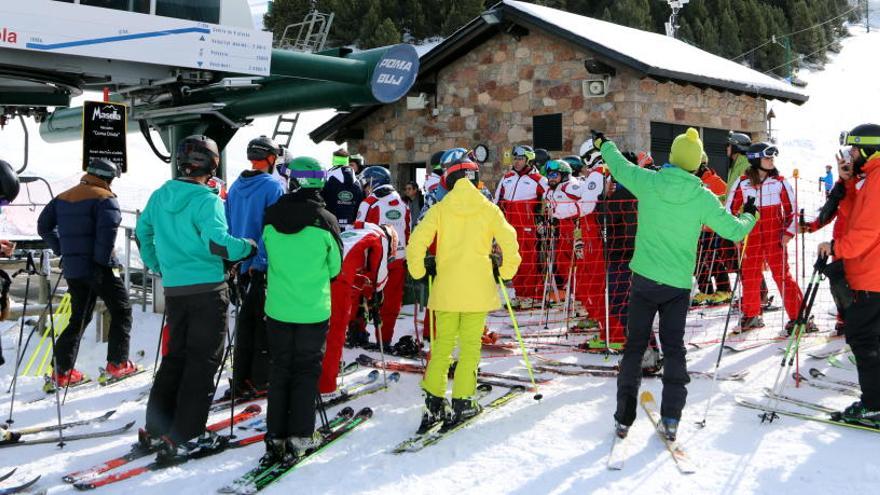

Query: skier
[[593, 128, 756, 441], [534, 148, 552, 174], [727, 142, 809, 333], [726, 132, 752, 198], [693, 154, 733, 305], [136, 136, 257, 461], [223, 136, 286, 398], [561, 155, 585, 179], [821, 164, 835, 198], [37, 158, 134, 389], [819, 123, 880, 425], [261, 155, 342, 463], [322, 148, 365, 231], [493, 145, 547, 308], [353, 166, 409, 349], [407, 156, 520, 430], [319, 223, 396, 394], [423, 151, 445, 197]]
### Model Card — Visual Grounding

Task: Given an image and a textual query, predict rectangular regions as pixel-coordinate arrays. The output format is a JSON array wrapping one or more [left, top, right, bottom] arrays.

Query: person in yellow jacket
[[407, 156, 521, 432]]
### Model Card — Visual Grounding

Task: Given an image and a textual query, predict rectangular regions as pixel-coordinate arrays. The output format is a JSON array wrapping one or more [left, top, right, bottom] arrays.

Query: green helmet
[[544, 159, 572, 180], [282, 156, 325, 189]]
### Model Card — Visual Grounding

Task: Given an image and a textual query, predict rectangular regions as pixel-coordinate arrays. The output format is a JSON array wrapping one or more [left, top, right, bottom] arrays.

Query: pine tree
[[440, 0, 485, 37], [718, 8, 742, 59], [363, 18, 402, 48], [263, 0, 317, 41]]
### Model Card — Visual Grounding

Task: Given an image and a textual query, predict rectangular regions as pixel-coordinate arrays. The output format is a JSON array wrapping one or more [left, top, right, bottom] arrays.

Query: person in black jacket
[[321, 149, 364, 231], [37, 158, 134, 389]]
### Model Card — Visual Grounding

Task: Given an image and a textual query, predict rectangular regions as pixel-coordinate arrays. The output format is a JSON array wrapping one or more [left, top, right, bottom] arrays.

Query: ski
[[356, 353, 552, 385], [791, 372, 860, 397], [606, 432, 628, 471], [736, 397, 880, 434], [0, 470, 15, 483], [322, 372, 400, 409], [390, 384, 493, 454], [0, 475, 40, 495], [1, 409, 115, 437], [533, 359, 747, 381], [808, 344, 848, 360], [827, 353, 856, 371], [808, 368, 860, 390], [339, 361, 359, 377], [338, 369, 379, 395], [395, 385, 526, 454], [0, 421, 135, 448], [639, 391, 696, 474], [761, 388, 837, 414], [62, 404, 262, 484], [224, 408, 373, 494]]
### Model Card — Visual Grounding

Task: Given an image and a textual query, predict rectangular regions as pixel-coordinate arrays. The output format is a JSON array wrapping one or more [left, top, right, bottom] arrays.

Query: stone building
[[309, 0, 808, 190]]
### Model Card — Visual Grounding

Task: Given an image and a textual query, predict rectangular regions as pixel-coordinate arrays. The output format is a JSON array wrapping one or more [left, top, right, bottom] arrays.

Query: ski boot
[[286, 432, 321, 459], [43, 368, 87, 393], [578, 335, 623, 354], [345, 329, 371, 349], [832, 401, 880, 428], [98, 360, 139, 385], [136, 428, 163, 452], [709, 291, 732, 305], [259, 437, 290, 467], [641, 347, 663, 376], [418, 391, 449, 434], [659, 417, 679, 442], [443, 397, 483, 431], [691, 292, 713, 306], [481, 328, 499, 345], [155, 436, 190, 464], [219, 380, 262, 402], [784, 317, 819, 336], [735, 315, 765, 334], [614, 420, 630, 439], [391, 336, 422, 358]]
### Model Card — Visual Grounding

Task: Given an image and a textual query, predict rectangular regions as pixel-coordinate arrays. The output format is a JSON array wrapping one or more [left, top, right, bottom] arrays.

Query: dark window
[[649, 122, 688, 167], [650, 122, 750, 180], [156, 0, 221, 23], [79, 0, 150, 12], [533, 113, 563, 151]]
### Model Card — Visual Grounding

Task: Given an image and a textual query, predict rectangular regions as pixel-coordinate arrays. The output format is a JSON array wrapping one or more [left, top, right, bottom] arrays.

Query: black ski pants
[[232, 271, 269, 392], [265, 317, 328, 439], [146, 289, 228, 443], [844, 290, 880, 409], [56, 267, 132, 372], [616, 274, 691, 425]]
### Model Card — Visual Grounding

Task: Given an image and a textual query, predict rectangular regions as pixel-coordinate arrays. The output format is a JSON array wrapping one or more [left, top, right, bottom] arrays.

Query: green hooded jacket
[[600, 141, 756, 289], [136, 179, 254, 295]]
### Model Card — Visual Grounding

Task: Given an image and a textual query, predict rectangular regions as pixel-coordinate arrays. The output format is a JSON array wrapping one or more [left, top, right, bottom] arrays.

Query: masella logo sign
[[93, 106, 123, 122], [0, 28, 18, 45]]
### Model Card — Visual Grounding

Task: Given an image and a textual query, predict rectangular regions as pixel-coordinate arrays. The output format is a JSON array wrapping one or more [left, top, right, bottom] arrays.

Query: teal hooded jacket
[[600, 141, 756, 290], [136, 179, 254, 295]]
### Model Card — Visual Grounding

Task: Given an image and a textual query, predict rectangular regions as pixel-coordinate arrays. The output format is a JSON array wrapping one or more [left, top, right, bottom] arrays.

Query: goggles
[[840, 130, 880, 146], [746, 146, 778, 160], [512, 145, 536, 161], [546, 171, 562, 179]]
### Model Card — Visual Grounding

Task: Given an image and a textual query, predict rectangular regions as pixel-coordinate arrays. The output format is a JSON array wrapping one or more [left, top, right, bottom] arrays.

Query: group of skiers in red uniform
[[1, 120, 878, 470]]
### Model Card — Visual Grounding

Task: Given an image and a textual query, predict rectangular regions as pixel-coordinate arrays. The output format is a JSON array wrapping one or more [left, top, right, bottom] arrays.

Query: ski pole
[[10, 270, 63, 389], [5, 253, 35, 425], [696, 231, 751, 428], [228, 272, 243, 439], [365, 297, 388, 388], [498, 274, 542, 401]]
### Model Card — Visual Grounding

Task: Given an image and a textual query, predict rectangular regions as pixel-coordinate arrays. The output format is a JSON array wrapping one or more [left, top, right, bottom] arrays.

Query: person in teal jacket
[[136, 135, 256, 462], [260, 155, 342, 466], [593, 128, 757, 443]]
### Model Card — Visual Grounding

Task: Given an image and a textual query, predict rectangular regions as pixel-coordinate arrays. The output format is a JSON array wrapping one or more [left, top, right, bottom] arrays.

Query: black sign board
[[82, 101, 127, 173]]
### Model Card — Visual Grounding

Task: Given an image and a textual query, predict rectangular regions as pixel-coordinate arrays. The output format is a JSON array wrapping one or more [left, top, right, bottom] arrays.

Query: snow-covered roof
[[502, 0, 807, 103]]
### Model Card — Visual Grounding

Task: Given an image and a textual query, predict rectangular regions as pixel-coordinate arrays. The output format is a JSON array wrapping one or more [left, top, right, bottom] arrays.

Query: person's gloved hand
[[424, 255, 437, 278], [490, 253, 502, 280], [370, 290, 384, 310], [574, 239, 585, 260], [243, 238, 258, 259], [742, 196, 758, 217], [591, 130, 608, 150]]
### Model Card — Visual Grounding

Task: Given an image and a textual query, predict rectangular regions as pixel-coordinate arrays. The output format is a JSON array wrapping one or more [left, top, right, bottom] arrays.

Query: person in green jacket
[[592, 127, 757, 442], [136, 135, 257, 462], [260, 156, 342, 466]]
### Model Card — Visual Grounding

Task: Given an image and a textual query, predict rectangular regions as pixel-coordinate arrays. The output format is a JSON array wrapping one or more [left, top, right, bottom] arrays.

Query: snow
[[2, 11, 880, 495], [502, 0, 807, 101]]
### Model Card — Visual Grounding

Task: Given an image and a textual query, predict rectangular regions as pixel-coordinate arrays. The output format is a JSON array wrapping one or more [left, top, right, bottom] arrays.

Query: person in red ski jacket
[[493, 145, 548, 308], [727, 142, 807, 333], [354, 166, 410, 348], [319, 223, 396, 394]]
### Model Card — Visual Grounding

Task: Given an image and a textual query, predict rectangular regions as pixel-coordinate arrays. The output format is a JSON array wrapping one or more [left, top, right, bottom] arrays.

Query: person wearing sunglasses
[[493, 145, 548, 309], [727, 142, 809, 334], [818, 123, 880, 427]]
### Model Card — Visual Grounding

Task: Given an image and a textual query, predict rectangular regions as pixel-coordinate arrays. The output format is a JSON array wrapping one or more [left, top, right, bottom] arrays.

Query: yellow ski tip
[[639, 390, 655, 405]]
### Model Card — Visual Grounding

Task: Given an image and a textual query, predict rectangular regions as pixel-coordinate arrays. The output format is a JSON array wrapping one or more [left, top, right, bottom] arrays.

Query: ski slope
[[2, 21, 880, 495]]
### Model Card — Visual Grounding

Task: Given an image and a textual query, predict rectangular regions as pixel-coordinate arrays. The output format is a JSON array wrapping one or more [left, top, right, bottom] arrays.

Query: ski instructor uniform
[[408, 157, 521, 430], [136, 135, 256, 460], [596, 128, 756, 440]]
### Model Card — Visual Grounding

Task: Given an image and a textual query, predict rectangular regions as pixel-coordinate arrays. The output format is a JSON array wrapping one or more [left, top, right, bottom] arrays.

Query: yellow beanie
[[669, 127, 704, 172]]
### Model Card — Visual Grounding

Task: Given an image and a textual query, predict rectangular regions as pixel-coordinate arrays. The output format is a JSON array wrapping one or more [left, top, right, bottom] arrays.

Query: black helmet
[[561, 155, 584, 174], [177, 135, 220, 177], [728, 132, 752, 155], [534, 148, 551, 168], [442, 157, 479, 190], [429, 151, 445, 172], [841, 123, 880, 172], [0, 160, 20, 205], [246, 135, 281, 161], [745, 142, 779, 169], [86, 158, 120, 180]]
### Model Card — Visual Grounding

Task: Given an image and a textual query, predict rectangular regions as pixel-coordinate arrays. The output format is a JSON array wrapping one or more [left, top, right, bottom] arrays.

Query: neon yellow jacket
[[407, 179, 521, 312]]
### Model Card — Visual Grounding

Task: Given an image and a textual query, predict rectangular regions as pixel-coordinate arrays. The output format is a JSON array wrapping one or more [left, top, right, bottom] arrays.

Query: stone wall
[[345, 29, 767, 189]]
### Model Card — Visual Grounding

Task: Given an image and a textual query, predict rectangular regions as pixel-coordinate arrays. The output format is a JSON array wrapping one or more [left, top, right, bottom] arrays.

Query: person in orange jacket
[[694, 153, 733, 305], [819, 124, 880, 426]]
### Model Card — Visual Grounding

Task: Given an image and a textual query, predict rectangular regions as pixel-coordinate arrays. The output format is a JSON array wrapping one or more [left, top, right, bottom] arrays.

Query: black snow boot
[[833, 401, 880, 428], [443, 397, 482, 431], [260, 437, 289, 467], [418, 391, 449, 434]]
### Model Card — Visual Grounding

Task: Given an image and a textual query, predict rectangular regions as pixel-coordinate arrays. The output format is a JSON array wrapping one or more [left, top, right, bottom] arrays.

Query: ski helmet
[[512, 144, 535, 162], [176, 135, 220, 177], [727, 131, 752, 155], [348, 153, 364, 170], [0, 160, 20, 205], [429, 150, 445, 172], [359, 166, 392, 190], [745, 142, 779, 169], [544, 159, 571, 183], [442, 156, 479, 190], [534, 148, 551, 169], [246, 135, 281, 162], [284, 156, 325, 190], [841, 123, 880, 173], [561, 155, 584, 175], [440, 148, 468, 166], [86, 158, 121, 180]]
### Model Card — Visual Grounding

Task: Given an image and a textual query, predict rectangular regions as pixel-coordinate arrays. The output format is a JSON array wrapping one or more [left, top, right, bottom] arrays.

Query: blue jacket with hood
[[225, 170, 285, 273]]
